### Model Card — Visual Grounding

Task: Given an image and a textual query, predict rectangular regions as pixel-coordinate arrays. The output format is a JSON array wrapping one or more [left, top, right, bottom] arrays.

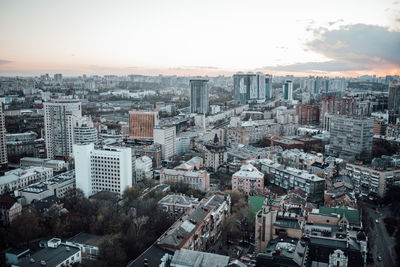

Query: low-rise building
[[345, 163, 400, 198], [307, 206, 361, 230], [260, 159, 325, 204], [20, 157, 67, 172], [232, 164, 264, 196], [0, 167, 54, 195], [14, 238, 81, 267], [66, 233, 105, 260], [160, 169, 210, 192], [135, 156, 153, 181], [0, 195, 22, 225], [158, 194, 199, 219], [14, 170, 75, 205]]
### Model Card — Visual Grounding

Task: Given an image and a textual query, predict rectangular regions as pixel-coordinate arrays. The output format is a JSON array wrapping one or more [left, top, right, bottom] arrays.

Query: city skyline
[[0, 0, 399, 77]]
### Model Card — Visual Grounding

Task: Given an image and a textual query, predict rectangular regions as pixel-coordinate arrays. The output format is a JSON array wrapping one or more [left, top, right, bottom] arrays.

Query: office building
[[296, 104, 320, 125], [128, 110, 159, 139], [73, 143, 134, 197], [72, 116, 98, 144], [233, 72, 265, 104], [232, 163, 264, 196], [44, 99, 82, 159], [154, 126, 176, 160], [328, 115, 374, 162], [265, 74, 273, 99], [190, 79, 209, 114], [283, 80, 293, 101], [0, 103, 7, 168]]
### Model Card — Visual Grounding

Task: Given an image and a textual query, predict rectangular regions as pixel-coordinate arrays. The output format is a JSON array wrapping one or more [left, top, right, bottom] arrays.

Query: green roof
[[318, 206, 360, 225], [248, 196, 265, 220]]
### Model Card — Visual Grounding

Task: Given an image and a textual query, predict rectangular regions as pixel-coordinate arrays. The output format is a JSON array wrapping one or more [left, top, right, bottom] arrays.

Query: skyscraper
[[44, 99, 82, 159], [265, 74, 273, 100], [128, 110, 159, 139], [283, 80, 293, 101], [190, 79, 209, 114], [0, 103, 7, 168], [233, 72, 266, 104], [388, 80, 400, 123]]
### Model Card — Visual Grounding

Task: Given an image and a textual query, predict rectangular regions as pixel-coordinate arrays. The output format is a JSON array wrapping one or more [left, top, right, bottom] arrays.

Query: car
[[377, 255, 382, 262], [376, 219, 379, 223]]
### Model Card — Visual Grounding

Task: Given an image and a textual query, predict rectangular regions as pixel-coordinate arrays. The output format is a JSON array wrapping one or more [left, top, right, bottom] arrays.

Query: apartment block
[[154, 126, 176, 160], [232, 164, 264, 196]]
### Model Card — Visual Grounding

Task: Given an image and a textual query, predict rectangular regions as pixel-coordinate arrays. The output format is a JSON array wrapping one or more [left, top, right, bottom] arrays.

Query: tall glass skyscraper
[[190, 79, 209, 114]]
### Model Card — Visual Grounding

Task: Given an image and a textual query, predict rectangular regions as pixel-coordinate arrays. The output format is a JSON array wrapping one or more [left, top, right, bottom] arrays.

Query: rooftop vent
[[40, 260, 46, 266]]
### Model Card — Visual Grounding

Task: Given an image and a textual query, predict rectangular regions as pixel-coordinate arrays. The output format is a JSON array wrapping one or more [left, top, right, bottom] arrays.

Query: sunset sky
[[0, 0, 399, 77]]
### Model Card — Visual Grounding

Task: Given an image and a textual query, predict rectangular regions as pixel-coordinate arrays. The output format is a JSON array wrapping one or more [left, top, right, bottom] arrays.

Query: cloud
[[265, 24, 400, 73], [0, 60, 13, 65]]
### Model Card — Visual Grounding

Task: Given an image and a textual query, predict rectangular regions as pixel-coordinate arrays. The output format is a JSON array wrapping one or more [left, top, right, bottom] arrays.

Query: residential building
[[135, 155, 153, 181], [373, 119, 387, 135], [73, 143, 134, 197], [72, 116, 98, 144], [320, 95, 337, 124], [44, 99, 82, 159], [160, 168, 210, 192], [232, 163, 264, 196], [233, 72, 266, 104], [170, 249, 230, 267], [15, 238, 81, 267], [156, 193, 230, 252], [20, 157, 66, 171], [14, 170, 75, 205], [130, 142, 162, 168], [388, 79, 400, 114], [260, 159, 325, 204], [204, 134, 227, 172], [190, 79, 209, 114], [0, 103, 7, 168], [128, 110, 159, 139], [6, 132, 38, 161], [283, 80, 293, 101], [158, 194, 199, 219], [0, 195, 22, 225], [296, 104, 319, 125], [0, 167, 53, 195], [154, 126, 176, 160], [328, 115, 374, 162], [307, 206, 361, 229], [345, 163, 400, 197]]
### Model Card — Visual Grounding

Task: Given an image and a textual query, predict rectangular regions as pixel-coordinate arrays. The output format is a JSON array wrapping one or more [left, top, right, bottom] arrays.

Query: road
[[364, 202, 397, 267]]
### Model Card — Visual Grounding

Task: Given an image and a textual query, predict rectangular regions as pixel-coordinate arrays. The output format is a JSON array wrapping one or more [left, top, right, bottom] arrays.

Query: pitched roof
[[0, 194, 18, 209], [318, 206, 360, 225]]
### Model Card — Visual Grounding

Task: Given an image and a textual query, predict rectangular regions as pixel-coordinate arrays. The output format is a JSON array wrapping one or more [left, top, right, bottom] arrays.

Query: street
[[364, 202, 397, 267]]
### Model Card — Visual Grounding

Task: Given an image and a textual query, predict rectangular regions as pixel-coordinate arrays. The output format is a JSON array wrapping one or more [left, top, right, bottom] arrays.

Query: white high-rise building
[[0, 103, 7, 168], [154, 126, 176, 160], [73, 143, 134, 197], [72, 116, 98, 145], [44, 99, 82, 159]]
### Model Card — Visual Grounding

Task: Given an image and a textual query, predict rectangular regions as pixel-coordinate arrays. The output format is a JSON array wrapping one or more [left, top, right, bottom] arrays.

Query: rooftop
[[171, 248, 229, 267], [17, 244, 80, 267]]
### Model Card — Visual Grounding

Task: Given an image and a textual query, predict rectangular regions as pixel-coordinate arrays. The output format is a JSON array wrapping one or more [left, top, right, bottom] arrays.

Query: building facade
[[128, 110, 159, 139], [160, 168, 210, 192], [0, 103, 7, 168], [296, 104, 320, 125], [328, 115, 374, 162], [232, 164, 264, 195], [283, 80, 293, 101], [72, 116, 98, 145], [44, 99, 82, 159], [190, 79, 209, 114], [234, 72, 266, 104], [73, 143, 134, 197], [154, 126, 176, 160]]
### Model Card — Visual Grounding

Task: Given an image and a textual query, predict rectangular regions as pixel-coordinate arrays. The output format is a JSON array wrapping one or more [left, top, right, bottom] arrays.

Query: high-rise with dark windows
[[190, 79, 209, 114]]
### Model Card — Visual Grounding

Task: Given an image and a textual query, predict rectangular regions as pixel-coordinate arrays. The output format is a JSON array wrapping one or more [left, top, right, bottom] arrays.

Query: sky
[[0, 0, 399, 77]]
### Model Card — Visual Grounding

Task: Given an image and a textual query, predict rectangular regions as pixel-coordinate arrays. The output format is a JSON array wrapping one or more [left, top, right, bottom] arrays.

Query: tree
[[122, 186, 141, 204]]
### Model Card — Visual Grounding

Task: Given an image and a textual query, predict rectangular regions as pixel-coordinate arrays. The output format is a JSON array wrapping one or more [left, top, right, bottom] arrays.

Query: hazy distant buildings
[[0, 103, 7, 168], [190, 79, 209, 114], [329, 115, 374, 162], [73, 143, 134, 197], [54, 73, 63, 83], [283, 80, 293, 101], [153, 126, 176, 160], [234, 72, 266, 104], [128, 110, 159, 140], [44, 99, 82, 159]]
